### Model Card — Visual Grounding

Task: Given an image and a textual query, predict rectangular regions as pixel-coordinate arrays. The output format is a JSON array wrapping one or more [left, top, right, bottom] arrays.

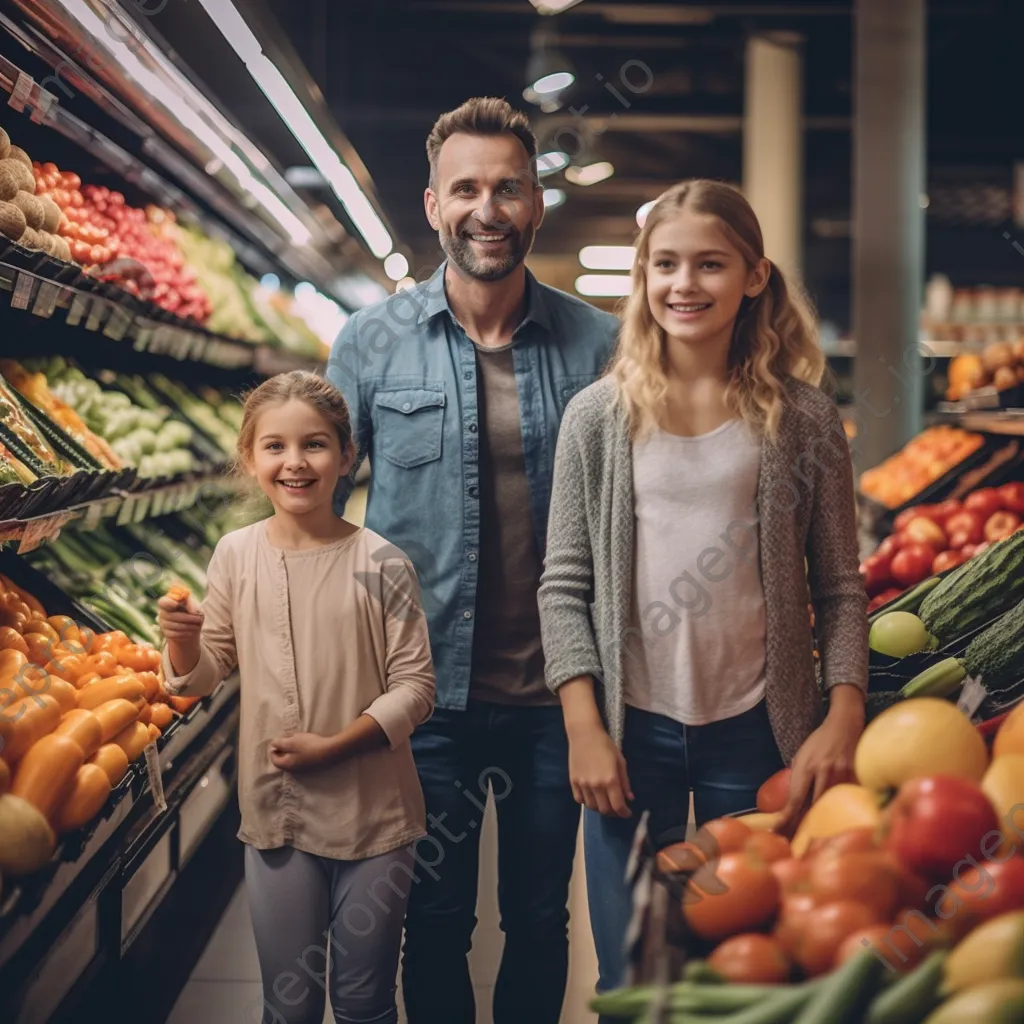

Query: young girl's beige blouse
[[161, 519, 436, 861]]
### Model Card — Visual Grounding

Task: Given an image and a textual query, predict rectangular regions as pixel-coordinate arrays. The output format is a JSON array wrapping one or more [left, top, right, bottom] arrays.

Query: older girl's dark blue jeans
[[584, 699, 785, 1003]]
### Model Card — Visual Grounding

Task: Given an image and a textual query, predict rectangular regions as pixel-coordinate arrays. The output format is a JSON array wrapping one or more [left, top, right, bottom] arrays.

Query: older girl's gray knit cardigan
[[537, 375, 869, 765]]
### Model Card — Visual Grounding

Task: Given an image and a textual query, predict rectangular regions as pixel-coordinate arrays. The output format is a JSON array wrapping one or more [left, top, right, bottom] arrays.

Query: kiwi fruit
[[0, 158, 34, 194], [6, 146, 32, 170], [0, 127, 10, 160], [18, 227, 43, 250], [51, 234, 72, 262], [37, 194, 60, 233], [0, 165, 18, 203], [0, 199, 27, 241]]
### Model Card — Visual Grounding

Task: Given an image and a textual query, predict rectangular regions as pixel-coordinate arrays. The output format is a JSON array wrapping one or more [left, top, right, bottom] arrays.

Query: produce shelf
[[0, 470, 236, 552]]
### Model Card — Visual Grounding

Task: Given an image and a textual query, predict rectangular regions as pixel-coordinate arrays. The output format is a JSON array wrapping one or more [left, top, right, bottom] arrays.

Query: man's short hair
[[426, 97, 538, 189]]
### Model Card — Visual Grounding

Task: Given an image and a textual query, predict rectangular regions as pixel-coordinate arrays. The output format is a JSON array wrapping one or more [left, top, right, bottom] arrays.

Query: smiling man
[[327, 97, 620, 1024]]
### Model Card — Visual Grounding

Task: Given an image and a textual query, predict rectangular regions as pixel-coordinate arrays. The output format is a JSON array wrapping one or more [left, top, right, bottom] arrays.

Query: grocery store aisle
[[166, 800, 599, 1023]]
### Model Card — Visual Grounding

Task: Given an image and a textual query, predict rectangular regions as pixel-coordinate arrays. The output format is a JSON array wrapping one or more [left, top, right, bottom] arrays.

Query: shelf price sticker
[[116, 494, 137, 526], [85, 297, 107, 332], [103, 304, 132, 341], [83, 499, 105, 531], [132, 492, 152, 524], [957, 675, 988, 721], [11, 271, 35, 310], [18, 511, 75, 554], [8, 71, 34, 114], [32, 280, 60, 319], [66, 292, 89, 327], [144, 742, 168, 814]]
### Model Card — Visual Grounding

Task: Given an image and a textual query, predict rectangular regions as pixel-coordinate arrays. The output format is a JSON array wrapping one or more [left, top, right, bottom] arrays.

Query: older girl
[[537, 181, 868, 997]]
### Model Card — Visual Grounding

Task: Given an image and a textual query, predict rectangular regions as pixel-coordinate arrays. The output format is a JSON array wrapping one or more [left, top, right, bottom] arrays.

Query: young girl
[[537, 180, 869, 998], [157, 371, 435, 1024]]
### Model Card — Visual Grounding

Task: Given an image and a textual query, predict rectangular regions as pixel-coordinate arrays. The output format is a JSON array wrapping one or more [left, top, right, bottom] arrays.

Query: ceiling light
[[524, 23, 575, 105], [396, 277, 416, 292], [543, 188, 567, 209], [260, 273, 281, 290], [536, 151, 570, 178], [534, 71, 575, 96], [384, 253, 410, 281], [636, 200, 657, 228], [529, 0, 586, 13], [565, 162, 615, 187], [197, 0, 393, 259], [575, 275, 632, 298], [579, 245, 635, 271]]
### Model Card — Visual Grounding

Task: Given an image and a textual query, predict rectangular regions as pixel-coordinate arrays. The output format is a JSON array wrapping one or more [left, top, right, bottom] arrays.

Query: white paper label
[[85, 297, 105, 332], [144, 742, 167, 813], [11, 272, 35, 310], [32, 281, 60, 318], [29, 88, 54, 125], [103, 305, 132, 341], [83, 500, 104, 531], [66, 293, 89, 327], [8, 71, 33, 113], [957, 675, 988, 720]]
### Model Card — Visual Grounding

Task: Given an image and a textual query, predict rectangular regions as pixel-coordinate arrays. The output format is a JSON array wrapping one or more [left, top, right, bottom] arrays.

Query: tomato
[[814, 827, 881, 859], [860, 553, 892, 596], [890, 544, 935, 586], [70, 240, 92, 264], [757, 768, 792, 814], [698, 818, 755, 858], [81, 650, 120, 679], [656, 840, 707, 875], [23, 632, 56, 666], [933, 549, 968, 574], [61, 171, 82, 190], [745, 831, 792, 865], [42, 162, 58, 176], [809, 851, 901, 922], [964, 487, 1004, 521], [773, 891, 818, 957], [904, 517, 947, 550], [984, 511, 1022, 543], [939, 856, 1024, 931], [945, 509, 984, 547], [770, 857, 810, 895], [876, 534, 905, 559], [961, 541, 990, 558], [22, 620, 59, 644], [90, 245, 107, 265], [929, 499, 962, 525], [91, 630, 129, 654], [793, 901, 883, 977], [881, 776, 1000, 883], [997, 482, 1024, 515], [50, 188, 70, 209], [708, 933, 792, 984], [894, 505, 936, 533], [683, 852, 781, 942], [867, 588, 904, 614]]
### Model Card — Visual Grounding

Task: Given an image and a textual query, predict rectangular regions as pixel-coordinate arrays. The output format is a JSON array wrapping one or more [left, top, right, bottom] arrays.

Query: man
[[327, 96, 619, 1024]]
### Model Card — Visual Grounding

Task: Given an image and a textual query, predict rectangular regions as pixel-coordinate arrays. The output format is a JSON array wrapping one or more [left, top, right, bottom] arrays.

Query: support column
[[851, 0, 927, 473], [743, 32, 804, 281]]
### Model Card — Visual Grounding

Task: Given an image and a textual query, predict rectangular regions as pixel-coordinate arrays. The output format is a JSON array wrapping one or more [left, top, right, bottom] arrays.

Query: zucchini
[[919, 532, 1024, 643], [869, 576, 942, 623], [793, 951, 882, 1024], [866, 950, 947, 1024], [903, 598, 1024, 698]]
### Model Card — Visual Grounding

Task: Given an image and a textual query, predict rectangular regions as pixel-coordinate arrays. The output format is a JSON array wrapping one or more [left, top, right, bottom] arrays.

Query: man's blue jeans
[[584, 699, 786, 1002], [401, 702, 581, 1024]]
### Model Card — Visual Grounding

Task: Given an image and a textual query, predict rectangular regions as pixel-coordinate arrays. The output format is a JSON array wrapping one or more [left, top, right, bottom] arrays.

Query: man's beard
[[440, 219, 536, 282]]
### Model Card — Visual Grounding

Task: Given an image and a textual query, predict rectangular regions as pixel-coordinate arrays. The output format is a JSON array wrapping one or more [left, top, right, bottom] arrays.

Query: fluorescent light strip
[[197, 0, 393, 259], [576, 274, 632, 298], [579, 245, 635, 271]]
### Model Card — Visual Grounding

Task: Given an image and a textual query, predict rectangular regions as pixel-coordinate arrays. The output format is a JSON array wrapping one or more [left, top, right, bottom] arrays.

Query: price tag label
[[103, 305, 132, 341], [8, 71, 33, 113], [66, 292, 89, 327], [957, 675, 988, 721], [32, 280, 59, 318], [29, 88, 54, 125], [116, 495, 136, 526], [132, 493, 152, 523], [85, 297, 106, 332], [144, 742, 167, 814], [83, 500, 104, 531], [134, 325, 153, 352], [17, 512, 68, 554], [11, 272, 35, 310]]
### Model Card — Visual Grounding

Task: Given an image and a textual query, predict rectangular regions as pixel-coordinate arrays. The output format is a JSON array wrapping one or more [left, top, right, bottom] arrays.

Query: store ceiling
[[149, 0, 1022, 323]]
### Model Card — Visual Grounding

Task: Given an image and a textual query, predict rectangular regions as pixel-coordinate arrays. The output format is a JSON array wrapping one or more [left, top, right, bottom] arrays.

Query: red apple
[[944, 511, 984, 547], [984, 511, 1022, 544], [867, 588, 904, 614], [936, 856, 1024, 933], [890, 544, 936, 586], [929, 499, 962, 525], [961, 541, 990, 559], [894, 505, 937, 533], [997, 482, 1024, 515], [876, 534, 905, 559], [881, 776, 1000, 883], [964, 488, 1004, 521]]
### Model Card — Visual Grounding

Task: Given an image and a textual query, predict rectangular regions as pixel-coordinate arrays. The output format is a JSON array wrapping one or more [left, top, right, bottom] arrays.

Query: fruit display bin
[[857, 433, 1021, 538]]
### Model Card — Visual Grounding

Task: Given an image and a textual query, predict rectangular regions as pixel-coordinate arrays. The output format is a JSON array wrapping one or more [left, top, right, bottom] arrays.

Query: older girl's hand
[[156, 594, 204, 642], [777, 685, 865, 835]]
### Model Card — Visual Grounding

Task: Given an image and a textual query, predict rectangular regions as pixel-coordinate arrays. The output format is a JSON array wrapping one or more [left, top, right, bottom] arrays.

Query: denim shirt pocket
[[554, 373, 598, 415], [374, 386, 446, 468]]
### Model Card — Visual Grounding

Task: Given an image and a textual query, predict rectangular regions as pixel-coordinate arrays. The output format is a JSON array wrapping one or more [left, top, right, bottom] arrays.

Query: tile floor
[[167, 799, 600, 1024]]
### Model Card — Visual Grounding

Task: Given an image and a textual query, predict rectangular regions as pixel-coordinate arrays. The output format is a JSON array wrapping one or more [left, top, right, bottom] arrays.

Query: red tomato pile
[[861, 482, 1024, 611], [29, 161, 211, 322]]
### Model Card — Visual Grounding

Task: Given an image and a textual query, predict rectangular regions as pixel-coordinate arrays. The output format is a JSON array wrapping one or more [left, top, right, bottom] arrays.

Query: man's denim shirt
[[327, 262, 620, 711]]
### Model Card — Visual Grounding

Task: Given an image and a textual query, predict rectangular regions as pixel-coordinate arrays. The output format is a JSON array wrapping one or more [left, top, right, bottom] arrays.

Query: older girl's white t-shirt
[[624, 418, 768, 725]]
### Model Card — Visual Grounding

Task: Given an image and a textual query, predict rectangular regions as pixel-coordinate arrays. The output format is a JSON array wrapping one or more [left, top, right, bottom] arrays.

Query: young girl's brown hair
[[610, 179, 827, 441], [232, 371, 355, 521]]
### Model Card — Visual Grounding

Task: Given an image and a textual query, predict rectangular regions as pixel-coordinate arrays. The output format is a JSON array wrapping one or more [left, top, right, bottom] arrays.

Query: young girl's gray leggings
[[243, 842, 416, 1024]]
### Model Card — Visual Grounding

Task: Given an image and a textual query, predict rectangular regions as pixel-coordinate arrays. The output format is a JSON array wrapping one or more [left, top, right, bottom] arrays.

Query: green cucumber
[[866, 950, 947, 1024], [919, 531, 1024, 644], [681, 961, 725, 985], [592, 981, 809, 1018], [869, 576, 942, 623], [793, 951, 882, 1024], [901, 657, 968, 699]]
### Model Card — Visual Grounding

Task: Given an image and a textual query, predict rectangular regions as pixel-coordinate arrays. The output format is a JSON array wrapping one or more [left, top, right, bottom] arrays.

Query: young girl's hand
[[156, 594, 204, 641], [270, 733, 337, 773], [568, 729, 634, 818]]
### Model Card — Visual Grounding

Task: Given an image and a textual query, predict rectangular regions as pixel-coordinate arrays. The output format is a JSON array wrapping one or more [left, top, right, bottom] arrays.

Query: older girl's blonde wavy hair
[[610, 179, 826, 440]]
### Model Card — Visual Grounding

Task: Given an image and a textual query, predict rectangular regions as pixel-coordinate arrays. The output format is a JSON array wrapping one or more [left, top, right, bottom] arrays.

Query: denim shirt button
[[468, 552, 477, 562], [463, 610, 473, 620], [464, 371, 472, 381], [468, 422, 478, 433], [468, 485, 479, 498], [402, 402, 412, 411]]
